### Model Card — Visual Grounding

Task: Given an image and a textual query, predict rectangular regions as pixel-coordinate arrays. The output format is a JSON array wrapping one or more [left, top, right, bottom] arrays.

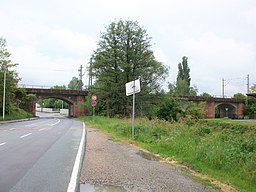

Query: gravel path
[[80, 127, 218, 192]]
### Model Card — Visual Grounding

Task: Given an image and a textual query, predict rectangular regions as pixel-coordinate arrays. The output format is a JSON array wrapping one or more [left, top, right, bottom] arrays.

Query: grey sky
[[1, 0, 256, 96]]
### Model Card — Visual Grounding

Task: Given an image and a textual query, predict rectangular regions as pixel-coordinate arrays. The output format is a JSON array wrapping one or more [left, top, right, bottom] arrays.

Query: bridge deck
[[25, 88, 88, 96]]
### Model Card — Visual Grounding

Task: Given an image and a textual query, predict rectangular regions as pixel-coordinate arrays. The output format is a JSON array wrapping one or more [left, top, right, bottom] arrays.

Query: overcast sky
[[1, 0, 256, 96]]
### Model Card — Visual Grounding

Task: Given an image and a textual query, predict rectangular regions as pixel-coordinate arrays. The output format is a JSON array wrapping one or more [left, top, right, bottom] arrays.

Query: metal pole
[[247, 74, 250, 93], [222, 78, 225, 98], [2, 66, 6, 120], [93, 106, 95, 122], [132, 80, 135, 138]]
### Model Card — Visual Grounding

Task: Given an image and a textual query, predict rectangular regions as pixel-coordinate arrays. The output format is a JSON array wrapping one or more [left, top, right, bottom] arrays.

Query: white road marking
[[67, 123, 86, 192], [10, 128, 16, 130], [25, 124, 36, 127], [0, 142, 6, 146], [25, 119, 55, 127], [39, 128, 47, 131], [48, 118, 61, 126], [20, 133, 32, 138]]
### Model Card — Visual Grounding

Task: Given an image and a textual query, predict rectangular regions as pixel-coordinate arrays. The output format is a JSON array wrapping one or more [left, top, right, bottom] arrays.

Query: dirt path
[[80, 127, 218, 192]]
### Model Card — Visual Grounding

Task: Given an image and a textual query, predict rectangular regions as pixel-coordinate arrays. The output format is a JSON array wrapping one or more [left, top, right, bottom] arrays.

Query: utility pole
[[246, 74, 250, 93], [2, 66, 6, 120], [78, 65, 84, 90], [222, 78, 225, 98], [88, 58, 93, 89]]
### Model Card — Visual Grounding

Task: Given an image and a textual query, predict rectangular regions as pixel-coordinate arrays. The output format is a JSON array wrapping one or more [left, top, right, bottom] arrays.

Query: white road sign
[[125, 78, 141, 96]]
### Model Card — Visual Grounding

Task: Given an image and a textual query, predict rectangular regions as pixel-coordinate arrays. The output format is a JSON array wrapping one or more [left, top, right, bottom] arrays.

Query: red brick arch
[[24, 88, 88, 117]]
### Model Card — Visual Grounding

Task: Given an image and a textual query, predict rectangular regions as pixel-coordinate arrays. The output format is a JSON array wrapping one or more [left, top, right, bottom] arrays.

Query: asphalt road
[[0, 112, 84, 192]]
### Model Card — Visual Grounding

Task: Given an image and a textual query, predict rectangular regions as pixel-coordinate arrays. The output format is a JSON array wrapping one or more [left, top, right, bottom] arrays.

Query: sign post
[[125, 78, 141, 138], [91, 95, 97, 122]]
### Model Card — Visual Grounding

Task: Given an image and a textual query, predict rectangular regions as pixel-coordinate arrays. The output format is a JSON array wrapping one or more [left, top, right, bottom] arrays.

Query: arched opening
[[215, 103, 237, 119], [36, 96, 74, 117]]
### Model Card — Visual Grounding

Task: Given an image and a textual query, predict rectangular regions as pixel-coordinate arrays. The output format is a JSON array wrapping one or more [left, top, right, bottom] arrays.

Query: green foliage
[[80, 116, 256, 192], [14, 89, 36, 113], [233, 93, 246, 99], [184, 101, 207, 119], [51, 85, 67, 90], [0, 37, 20, 116], [42, 98, 68, 109], [0, 104, 32, 121], [250, 83, 256, 93], [169, 56, 197, 96], [90, 19, 168, 117], [156, 96, 182, 121], [68, 76, 83, 90], [245, 96, 256, 119], [177, 56, 191, 87], [176, 56, 191, 96], [199, 92, 213, 97]]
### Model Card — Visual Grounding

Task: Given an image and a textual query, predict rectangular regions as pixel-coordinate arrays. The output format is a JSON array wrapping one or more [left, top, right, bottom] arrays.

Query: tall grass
[[79, 116, 256, 192]]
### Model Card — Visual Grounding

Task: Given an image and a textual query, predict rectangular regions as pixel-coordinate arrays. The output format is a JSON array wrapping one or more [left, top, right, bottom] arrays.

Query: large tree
[[90, 20, 168, 117], [0, 37, 20, 115], [68, 76, 83, 90], [176, 56, 191, 95], [169, 56, 197, 96]]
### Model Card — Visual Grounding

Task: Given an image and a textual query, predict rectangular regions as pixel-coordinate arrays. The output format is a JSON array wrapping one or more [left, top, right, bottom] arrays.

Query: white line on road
[[10, 128, 16, 130], [67, 123, 86, 192], [25, 124, 36, 127], [20, 133, 32, 138], [48, 118, 61, 126], [0, 142, 6, 146], [39, 128, 47, 131]]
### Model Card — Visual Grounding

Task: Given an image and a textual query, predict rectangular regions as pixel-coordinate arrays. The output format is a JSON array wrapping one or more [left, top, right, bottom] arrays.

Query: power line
[[18, 67, 76, 72]]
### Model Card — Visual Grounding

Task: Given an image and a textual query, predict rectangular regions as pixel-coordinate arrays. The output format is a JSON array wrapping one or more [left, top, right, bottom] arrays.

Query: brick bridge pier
[[24, 88, 88, 117]]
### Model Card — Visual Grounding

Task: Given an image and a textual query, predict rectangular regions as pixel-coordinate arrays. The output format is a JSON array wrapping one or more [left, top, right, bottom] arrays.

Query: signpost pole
[[132, 80, 135, 138], [91, 95, 97, 123], [93, 106, 95, 122]]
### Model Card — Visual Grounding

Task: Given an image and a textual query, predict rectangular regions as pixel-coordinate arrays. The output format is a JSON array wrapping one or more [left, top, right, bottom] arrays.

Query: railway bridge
[[24, 88, 88, 117], [181, 96, 245, 118]]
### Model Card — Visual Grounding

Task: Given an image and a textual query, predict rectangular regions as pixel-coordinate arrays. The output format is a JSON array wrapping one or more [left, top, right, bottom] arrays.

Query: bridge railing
[[18, 84, 52, 89]]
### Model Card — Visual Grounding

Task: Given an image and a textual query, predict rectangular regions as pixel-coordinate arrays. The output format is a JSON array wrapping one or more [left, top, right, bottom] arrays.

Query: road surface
[[0, 112, 84, 192]]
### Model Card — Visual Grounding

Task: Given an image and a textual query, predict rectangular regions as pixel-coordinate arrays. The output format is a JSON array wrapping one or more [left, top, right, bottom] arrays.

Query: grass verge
[[78, 116, 256, 192], [0, 107, 33, 121]]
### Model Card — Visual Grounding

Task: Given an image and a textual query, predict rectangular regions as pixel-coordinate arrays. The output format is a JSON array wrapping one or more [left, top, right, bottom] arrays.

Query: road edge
[[67, 122, 86, 192], [0, 117, 39, 124]]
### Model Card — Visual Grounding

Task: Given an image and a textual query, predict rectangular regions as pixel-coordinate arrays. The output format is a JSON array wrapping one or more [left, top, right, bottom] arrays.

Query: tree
[[91, 20, 168, 117], [245, 84, 256, 118], [250, 83, 256, 93], [200, 92, 213, 97], [233, 93, 246, 99], [176, 56, 191, 95], [0, 37, 20, 115], [68, 77, 83, 90], [169, 56, 197, 96], [156, 96, 181, 121], [52, 85, 66, 90]]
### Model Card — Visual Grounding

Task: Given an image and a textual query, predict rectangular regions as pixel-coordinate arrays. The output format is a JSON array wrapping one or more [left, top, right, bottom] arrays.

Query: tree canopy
[[90, 19, 168, 117], [0, 37, 20, 115], [169, 56, 197, 96], [68, 76, 83, 90]]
